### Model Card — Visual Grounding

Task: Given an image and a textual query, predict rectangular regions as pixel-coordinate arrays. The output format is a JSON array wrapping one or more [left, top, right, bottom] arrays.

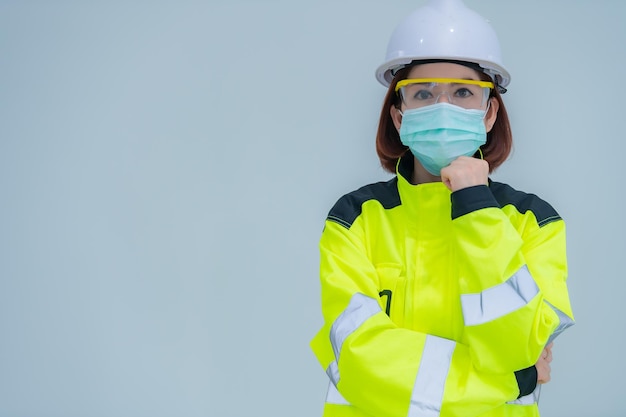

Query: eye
[[454, 87, 474, 99], [413, 88, 433, 101]]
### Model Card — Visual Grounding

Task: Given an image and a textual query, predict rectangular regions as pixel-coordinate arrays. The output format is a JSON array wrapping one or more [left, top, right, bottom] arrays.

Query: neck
[[411, 156, 441, 185]]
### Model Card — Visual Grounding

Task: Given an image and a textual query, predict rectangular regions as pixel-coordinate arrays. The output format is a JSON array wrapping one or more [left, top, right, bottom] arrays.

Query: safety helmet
[[375, 0, 510, 90]]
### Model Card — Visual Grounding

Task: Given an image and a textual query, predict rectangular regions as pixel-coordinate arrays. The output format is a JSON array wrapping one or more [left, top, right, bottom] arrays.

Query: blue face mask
[[399, 102, 488, 176]]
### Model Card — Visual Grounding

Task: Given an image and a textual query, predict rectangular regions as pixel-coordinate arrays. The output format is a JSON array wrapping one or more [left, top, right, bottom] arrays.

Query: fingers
[[536, 354, 552, 384], [537, 361, 551, 384], [542, 342, 554, 363], [536, 344, 555, 384], [440, 156, 489, 192], [540, 349, 552, 363]]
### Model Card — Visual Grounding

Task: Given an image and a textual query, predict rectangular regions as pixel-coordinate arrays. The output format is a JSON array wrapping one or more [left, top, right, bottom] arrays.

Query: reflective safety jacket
[[311, 157, 574, 417]]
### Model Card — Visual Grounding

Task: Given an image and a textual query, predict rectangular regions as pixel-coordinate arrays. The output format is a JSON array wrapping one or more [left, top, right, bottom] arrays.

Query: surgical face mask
[[399, 102, 488, 176]]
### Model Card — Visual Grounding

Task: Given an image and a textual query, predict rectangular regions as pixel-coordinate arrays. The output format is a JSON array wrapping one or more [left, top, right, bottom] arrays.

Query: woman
[[310, 1, 574, 416]]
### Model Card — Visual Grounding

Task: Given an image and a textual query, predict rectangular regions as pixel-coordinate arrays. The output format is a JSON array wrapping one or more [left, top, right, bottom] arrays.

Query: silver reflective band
[[326, 361, 340, 387], [325, 381, 351, 406], [507, 385, 541, 405], [408, 335, 455, 417], [461, 265, 539, 326], [545, 301, 575, 344], [330, 293, 381, 360]]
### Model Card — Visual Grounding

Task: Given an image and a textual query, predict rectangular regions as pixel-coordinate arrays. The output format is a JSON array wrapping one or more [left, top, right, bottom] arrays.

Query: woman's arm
[[311, 218, 530, 417], [450, 184, 575, 373]]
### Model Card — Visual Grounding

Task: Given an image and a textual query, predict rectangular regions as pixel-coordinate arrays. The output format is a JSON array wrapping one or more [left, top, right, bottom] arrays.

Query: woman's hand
[[536, 342, 554, 384], [440, 156, 489, 192]]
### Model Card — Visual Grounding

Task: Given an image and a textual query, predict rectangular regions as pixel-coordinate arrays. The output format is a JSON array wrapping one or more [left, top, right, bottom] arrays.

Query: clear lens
[[398, 81, 490, 110]]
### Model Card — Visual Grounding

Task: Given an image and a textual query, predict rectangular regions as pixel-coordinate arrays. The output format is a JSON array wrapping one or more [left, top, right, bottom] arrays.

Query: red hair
[[375, 65, 513, 174]]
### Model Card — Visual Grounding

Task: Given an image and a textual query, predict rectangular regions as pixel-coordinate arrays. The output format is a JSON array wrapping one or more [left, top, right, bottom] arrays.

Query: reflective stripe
[[327, 293, 381, 389], [507, 385, 541, 405], [326, 361, 340, 386], [461, 265, 539, 326], [325, 381, 351, 405], [330, 293, 381, 360], [545, 301, 575, 344], [408, 335, 455, 417]]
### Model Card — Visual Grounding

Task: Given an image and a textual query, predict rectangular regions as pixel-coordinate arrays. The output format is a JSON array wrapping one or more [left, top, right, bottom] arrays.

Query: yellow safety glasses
[[395, 78, 494, 110]]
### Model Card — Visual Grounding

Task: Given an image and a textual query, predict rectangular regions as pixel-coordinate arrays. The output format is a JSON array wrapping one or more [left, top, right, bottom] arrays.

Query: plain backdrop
[[0, 1, 624, 416]]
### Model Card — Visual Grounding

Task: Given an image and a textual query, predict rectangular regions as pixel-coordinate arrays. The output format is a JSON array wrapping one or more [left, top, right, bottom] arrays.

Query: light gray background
[[0, 1, 623, 416]]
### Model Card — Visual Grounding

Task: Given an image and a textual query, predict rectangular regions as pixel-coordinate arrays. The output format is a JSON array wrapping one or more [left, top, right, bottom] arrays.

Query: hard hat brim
[[375, 57, 511, 90]]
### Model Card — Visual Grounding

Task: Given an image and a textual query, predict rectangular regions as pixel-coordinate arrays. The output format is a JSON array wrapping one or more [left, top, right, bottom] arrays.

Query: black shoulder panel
[[490, 181, 561, 227], [326, 178, 401, 229]]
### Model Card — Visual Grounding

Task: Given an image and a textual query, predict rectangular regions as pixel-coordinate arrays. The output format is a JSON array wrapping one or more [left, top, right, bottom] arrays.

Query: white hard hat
[[375, 0, 510, 90]]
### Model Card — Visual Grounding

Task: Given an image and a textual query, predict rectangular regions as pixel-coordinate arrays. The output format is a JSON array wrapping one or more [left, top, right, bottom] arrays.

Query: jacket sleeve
[[310, 216, 527, 417], [450, 185, 575, 374]]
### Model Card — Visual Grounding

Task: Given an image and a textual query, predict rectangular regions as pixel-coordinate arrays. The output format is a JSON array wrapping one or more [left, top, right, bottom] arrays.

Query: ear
[[390, 106, 403, 132], [484, 97, 499, 133]]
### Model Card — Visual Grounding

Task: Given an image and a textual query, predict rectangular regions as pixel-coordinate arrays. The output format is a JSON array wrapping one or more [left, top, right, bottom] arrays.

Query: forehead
[[407, 62, 483, 80]]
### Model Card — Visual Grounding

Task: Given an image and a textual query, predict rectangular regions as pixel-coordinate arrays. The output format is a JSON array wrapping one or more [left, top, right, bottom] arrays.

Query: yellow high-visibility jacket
[[311, 156, 574, 417]]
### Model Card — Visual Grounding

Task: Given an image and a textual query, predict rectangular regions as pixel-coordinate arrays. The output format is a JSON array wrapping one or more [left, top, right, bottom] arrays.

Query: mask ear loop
[[477, 94, 489, 161], [482, 99, 491, 118]]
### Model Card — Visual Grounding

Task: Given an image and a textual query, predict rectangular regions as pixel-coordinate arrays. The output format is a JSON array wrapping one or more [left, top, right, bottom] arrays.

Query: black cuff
[[514, 366, 538, 398], [450, 184, 499, 220]]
